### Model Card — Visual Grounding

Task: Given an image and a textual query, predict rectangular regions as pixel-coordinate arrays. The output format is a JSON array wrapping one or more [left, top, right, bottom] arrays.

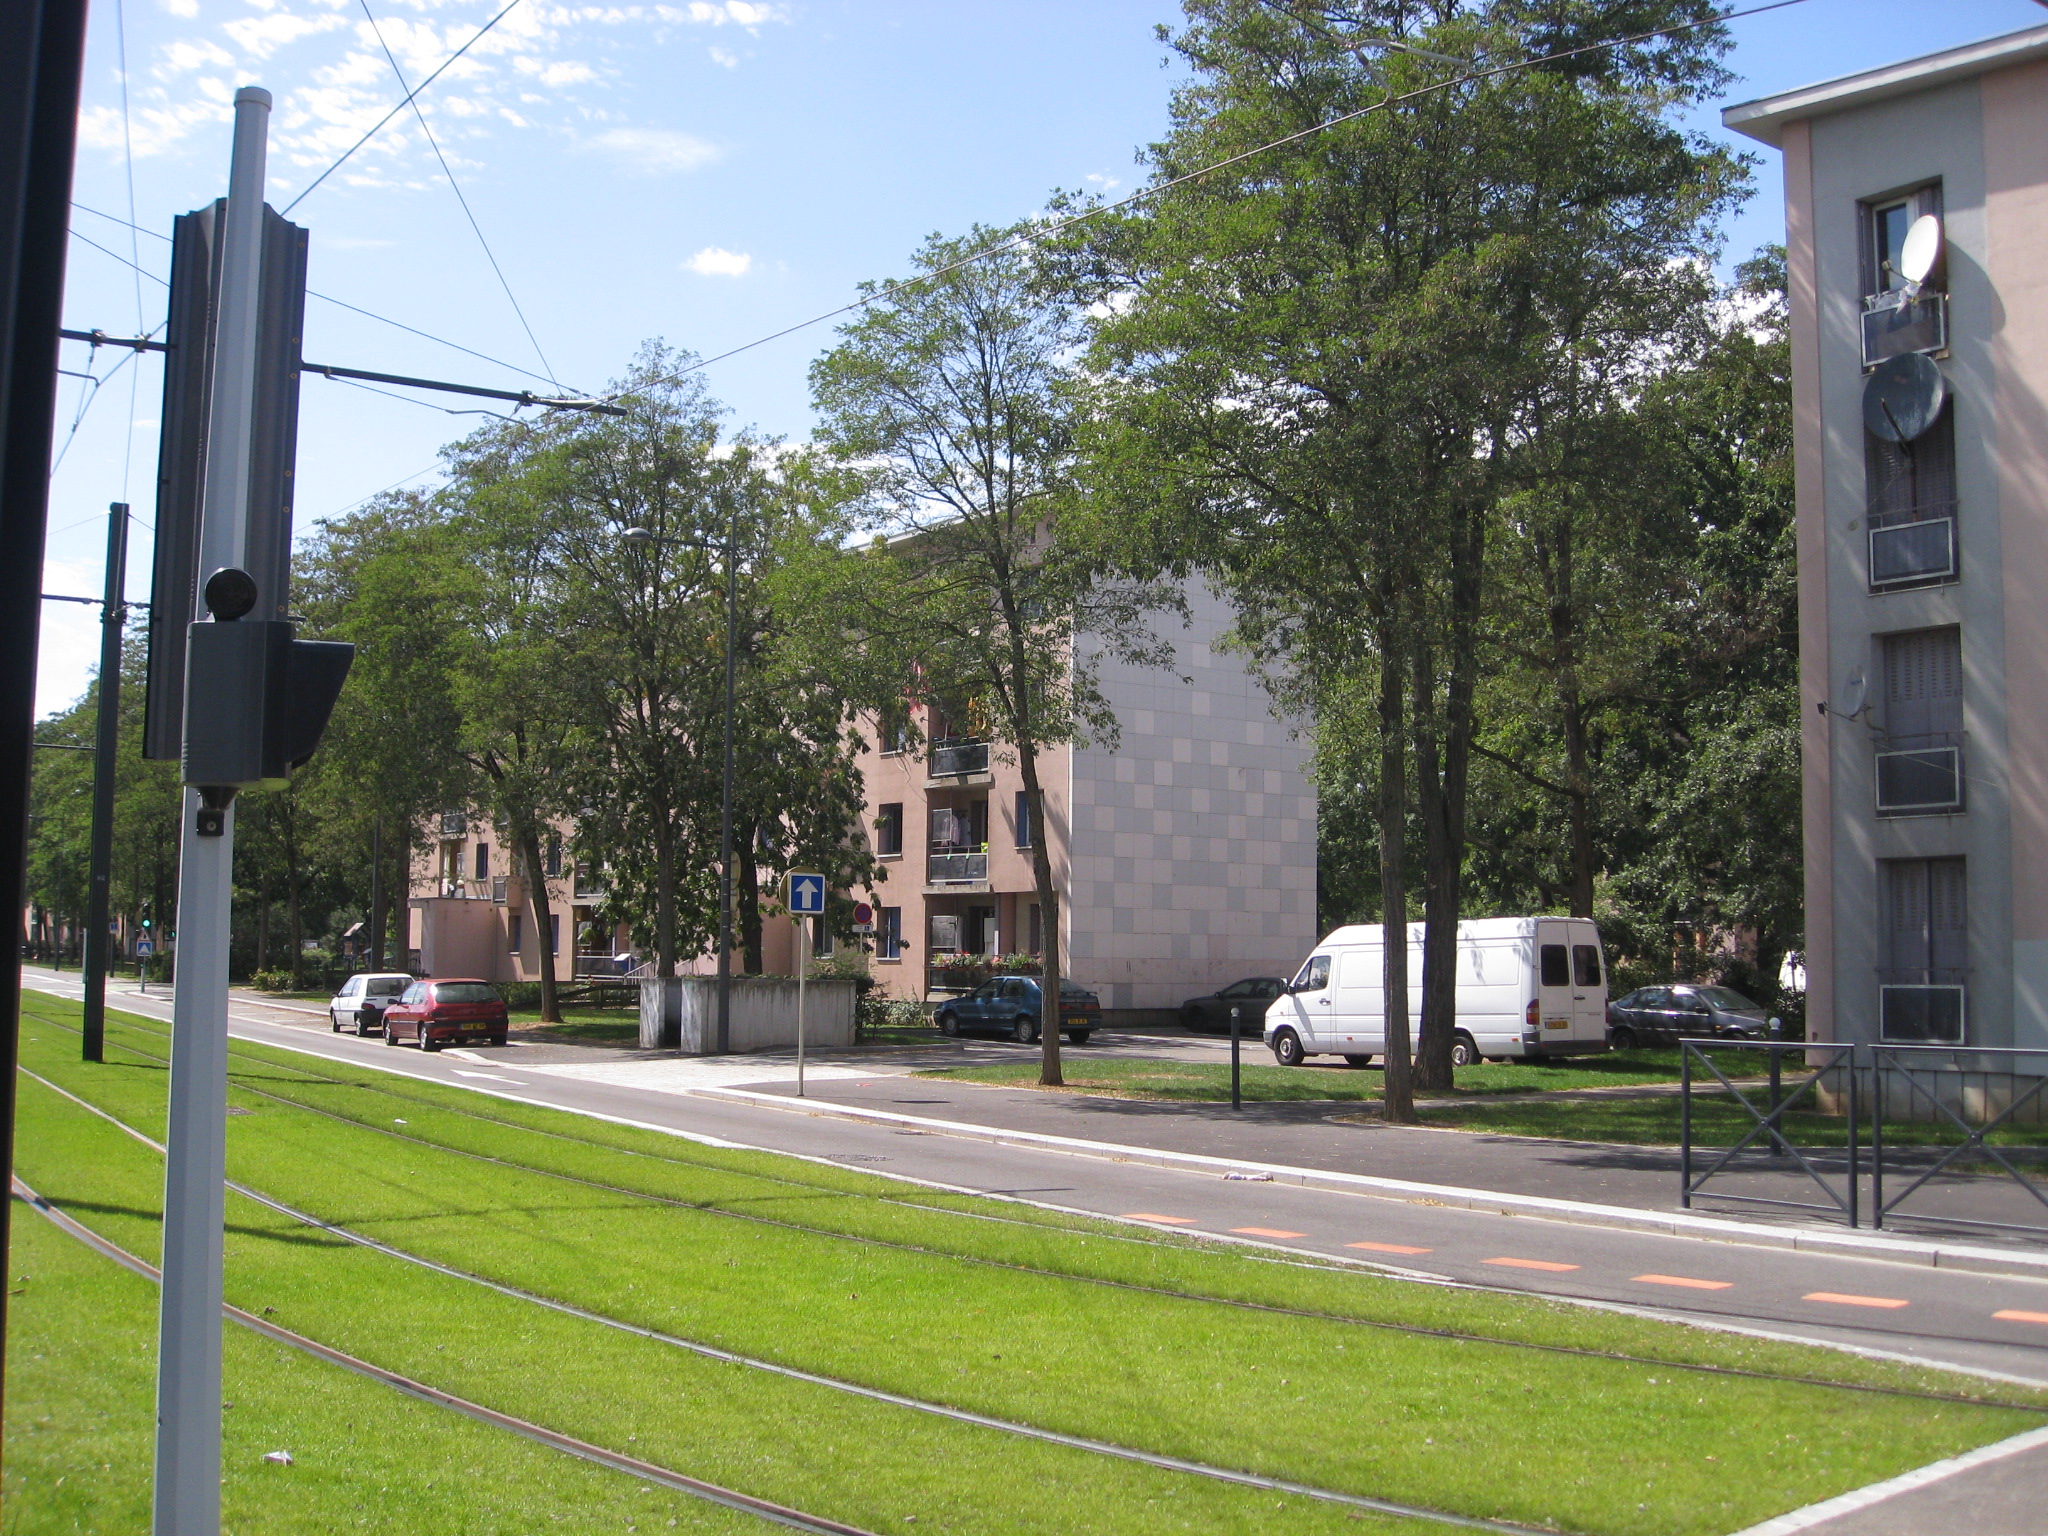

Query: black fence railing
[[1872, 1043, 2048, 1238], [1681, 1040, 1858, 1226]]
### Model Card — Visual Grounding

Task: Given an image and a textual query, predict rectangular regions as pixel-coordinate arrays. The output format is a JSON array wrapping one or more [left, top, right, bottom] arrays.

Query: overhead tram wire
[[70, 203, 573, 392], [354, 0, 560, 388], [607, 0, 1818, 404], [278, 0, 525, 218]]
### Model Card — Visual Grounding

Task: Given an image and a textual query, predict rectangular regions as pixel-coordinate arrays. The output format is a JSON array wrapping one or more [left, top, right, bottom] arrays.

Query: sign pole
[[1230, 1004, 1242, 1111], [797, 913, 808, 1098]]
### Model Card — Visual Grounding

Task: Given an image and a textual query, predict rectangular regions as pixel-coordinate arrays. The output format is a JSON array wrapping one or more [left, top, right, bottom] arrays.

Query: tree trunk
[[1377, 618, 1416, 1124], [1019, 746, 1063, 1088], [285, 799, 304, 988], [518, 826, 561, 1023], [256, 869, 271, 975], [737, 816, 764, 974], [1411, 637, 1457, 1094]]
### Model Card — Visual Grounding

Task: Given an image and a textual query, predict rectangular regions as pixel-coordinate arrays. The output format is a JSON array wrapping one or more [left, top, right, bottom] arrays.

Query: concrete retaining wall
[[639, 976, 857, 1054]]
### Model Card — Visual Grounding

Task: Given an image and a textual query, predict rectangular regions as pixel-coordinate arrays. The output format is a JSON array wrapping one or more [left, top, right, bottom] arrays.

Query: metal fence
[[1680, 1037, 2048, 1238]]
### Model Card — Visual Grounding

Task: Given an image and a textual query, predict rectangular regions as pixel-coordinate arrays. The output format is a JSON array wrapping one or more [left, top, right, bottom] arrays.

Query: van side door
[[1533, 923, 1577, 1043], [1331, 947, 1381, 1052]]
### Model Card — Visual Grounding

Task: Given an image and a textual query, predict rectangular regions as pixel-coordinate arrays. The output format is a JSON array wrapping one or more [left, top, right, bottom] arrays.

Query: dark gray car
[[1606, 984, 1768, 1049], [1179, 977, 1286, 1033]]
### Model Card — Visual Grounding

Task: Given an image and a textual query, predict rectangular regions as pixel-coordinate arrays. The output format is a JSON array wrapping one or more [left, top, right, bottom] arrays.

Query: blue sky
[[39, 0, 2048, 713]]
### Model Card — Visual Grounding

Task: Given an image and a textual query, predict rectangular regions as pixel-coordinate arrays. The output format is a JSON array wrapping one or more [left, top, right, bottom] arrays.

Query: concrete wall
[[1067, 582, 1319, 1011], [639, 975, 857, 1053]]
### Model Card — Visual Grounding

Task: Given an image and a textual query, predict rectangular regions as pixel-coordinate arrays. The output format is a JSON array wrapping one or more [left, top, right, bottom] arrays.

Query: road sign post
[[787, 874, 825, 1098]]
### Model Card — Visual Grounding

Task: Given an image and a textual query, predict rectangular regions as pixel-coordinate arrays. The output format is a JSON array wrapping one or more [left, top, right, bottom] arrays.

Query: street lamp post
[[621, 503, 738, 1053]]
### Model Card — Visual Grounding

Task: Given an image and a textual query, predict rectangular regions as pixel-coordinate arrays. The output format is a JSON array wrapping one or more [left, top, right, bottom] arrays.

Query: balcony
[[927, 737, 990, 781], [1876, 741, 1963, 816], [1869, 503, 1957, 590], [439, 811, 468, 839], [1879, 975, 1967, 1044], [1861, 289, 1947, 369], [927, 849, 988, 886]]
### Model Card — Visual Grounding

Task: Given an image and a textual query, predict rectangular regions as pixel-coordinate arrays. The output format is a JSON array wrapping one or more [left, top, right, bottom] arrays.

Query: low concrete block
[[639, 976, 858, 1054]]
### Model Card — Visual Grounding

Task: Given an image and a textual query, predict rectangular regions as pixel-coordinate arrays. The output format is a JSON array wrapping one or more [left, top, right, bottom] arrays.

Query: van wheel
[[1272, 1029, 1305, 1068], [1450, 1033, 1481, 1069], [1609, 1025, 1637, 1052], [1343, 1054, 1374, 1068]]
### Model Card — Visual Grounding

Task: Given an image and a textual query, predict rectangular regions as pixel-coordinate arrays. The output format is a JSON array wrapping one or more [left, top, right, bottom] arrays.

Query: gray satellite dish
[[1863, 352, 1946, 442], [1900, 214, 1942, 285]]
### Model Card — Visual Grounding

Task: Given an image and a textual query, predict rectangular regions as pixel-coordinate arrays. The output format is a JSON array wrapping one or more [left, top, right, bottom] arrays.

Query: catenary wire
[[605, 0, 1818, 403], [71, 202, 572, 391], [32, 1002, 2048, 1415], [279, 0, 525, 218]]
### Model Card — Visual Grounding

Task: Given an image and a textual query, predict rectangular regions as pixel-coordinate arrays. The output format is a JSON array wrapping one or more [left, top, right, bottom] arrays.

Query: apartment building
[[404, 815, 628, 983], [856, 584, 1318, 1015], [1724, 25, 2048, 1051]]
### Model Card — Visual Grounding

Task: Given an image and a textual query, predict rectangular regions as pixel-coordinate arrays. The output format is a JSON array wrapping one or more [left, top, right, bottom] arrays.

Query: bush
[[858, 994, 931, 1039], [248, 969, 296, 993]]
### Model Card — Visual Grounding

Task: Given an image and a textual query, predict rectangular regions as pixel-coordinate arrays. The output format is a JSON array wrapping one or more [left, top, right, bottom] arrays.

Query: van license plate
[[1544, 1019, 1569, 1030]]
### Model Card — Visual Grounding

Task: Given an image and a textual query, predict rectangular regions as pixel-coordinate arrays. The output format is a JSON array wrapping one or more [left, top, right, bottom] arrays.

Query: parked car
[[1178, 977, 1286, 1033], [935, 977, 1102, 1044], [382, 979, 510, 1051], [327, 972, 413, 1036], [1605, 985, 1769, 1049]]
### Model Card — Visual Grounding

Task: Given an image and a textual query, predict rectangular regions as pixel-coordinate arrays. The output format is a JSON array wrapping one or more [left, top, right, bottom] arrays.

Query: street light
[[620, 511, 738, 1054]]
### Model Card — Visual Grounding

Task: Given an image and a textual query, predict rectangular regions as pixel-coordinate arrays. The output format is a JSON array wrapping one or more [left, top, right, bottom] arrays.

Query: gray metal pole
[[715, 496, 736, 1054], [155, 84, 270, 1536], [82, 501, 129, 1062]]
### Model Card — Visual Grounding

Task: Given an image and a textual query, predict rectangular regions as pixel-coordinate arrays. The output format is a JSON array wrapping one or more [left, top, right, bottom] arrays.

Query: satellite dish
[[1838, 669, 1868, 721], [1863, 351, 1946, 442], [1899, 214, 1942, 285]]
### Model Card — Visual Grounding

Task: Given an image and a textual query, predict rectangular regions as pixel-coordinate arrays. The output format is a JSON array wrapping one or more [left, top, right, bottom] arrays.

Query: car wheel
[[419, 1032, 439, 1053], [937, 1011, 958, 1037], [1065, 1030, 1091, 1045], [1180, 1006, 1202, 1032], [490, 1034, 508, 1048], [355, 1010, 375, 1036], [329, 1010, 342, 1033], [1609, 1025, 1637, 1052], [1343, 1054, 1374, 1068], [383, 1023, 400, 1047], [1272, 1028, 1304, 1068], [1011, 1015, 1039, 1045], [1450, 1033, 1481, 1069]]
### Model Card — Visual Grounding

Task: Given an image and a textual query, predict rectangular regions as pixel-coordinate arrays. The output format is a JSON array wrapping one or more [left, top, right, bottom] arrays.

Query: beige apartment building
[[404, 815, 629, 984], [1724, 25, 2048, 1051]]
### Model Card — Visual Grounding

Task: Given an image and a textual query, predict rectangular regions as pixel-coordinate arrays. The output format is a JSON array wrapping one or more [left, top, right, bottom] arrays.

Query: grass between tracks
[[8, 1000, 2043, 1536], [918, 1049, 1750, 1104]]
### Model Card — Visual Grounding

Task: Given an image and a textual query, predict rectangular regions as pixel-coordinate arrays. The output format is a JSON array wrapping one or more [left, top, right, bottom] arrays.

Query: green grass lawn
[[1416, 1092, 2048, 1148], [9, 997, 2043, 1536], [513, 1003, 642, 1044], [917, 1048, 1754, 1104]]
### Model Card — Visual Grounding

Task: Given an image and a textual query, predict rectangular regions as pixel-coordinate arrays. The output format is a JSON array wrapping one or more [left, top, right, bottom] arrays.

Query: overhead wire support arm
[[59, 329, 622, 415]]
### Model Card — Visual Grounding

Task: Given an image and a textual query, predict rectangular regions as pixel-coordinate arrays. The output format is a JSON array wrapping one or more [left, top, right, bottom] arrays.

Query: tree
[[808, 227, 1173, 1087], [1073, 0, 1742, 1111]]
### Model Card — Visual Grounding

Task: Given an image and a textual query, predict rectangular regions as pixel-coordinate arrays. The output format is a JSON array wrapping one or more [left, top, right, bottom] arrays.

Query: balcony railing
[[928, 738, 989, 776], [1878, 972, 1968, 1044], [1876, 739, 1963, 816], [439, 811, 468, 838], [1869, 502, 1957, 589], [1861, 288, 1947, 369], [927, 850, 988, 884]]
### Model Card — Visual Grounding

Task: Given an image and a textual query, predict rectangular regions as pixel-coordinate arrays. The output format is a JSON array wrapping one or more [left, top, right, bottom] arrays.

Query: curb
[[694, 1085, 2048, 1282]]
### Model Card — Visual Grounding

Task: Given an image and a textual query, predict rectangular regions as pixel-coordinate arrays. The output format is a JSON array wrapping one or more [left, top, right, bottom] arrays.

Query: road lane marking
[[1122, 1213, 1196, 1225], [1484, 1258, 1579, 1273], [1632, 1274, 1733, 1291], [1230, 1226, 1306, 1240], [1347, 1242, 1433, 1255], [453, 1071, 522, 1083], [1995, 1309, 2048, 1325], [1804, 1291, 1909, 1309]]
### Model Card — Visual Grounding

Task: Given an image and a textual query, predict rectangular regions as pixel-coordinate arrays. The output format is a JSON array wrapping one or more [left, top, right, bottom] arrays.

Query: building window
[[876, 803, 903, 857], [509, 913, 523, 953], [879, 906, 902, 960], [1879, 857, 1966, 1042], [1866, 402, 1956, 590], [1014, 790, 1033, 849], [549, 913, 561, 955], [813, 920, 834, 959], [545, 834, 563, 879], [1878, 627, 1964, 815], [1867, 184, 1942, 297], [879, 705, 911, 756], [474, 843, 490, 880]]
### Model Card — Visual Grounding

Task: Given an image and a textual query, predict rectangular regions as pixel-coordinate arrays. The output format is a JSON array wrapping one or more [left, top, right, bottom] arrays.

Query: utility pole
[[369, 815, 385, 971], [155, 87, 269, 1536], [82, 501, 129, 1063], [717, 493, 737, 1054]]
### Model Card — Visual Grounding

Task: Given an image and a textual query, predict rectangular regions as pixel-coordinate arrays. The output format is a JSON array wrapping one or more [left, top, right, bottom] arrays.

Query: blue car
[[935, 976, 1103, 1044]]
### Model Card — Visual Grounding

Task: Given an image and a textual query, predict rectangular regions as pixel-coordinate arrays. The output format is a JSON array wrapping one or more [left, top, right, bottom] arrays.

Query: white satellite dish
[[1900, 214, 1942, 285], [1838, 669, 1869, 721]]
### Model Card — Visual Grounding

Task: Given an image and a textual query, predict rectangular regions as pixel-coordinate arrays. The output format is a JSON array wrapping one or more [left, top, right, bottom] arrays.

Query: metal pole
[[1230, 1004, 1241, 1111], [83, 502, 129, 1062], [797, 913, 807, 1098], [0, 0, 93, 1435], [715, 495, 736, 1054], [368, 815, 383, 971], [1767, 1017, 1783, 1157], [1848, 1044, 1861, 1230], [156, 84, 269, 1536], [1679, 1045, 1693, 1209]]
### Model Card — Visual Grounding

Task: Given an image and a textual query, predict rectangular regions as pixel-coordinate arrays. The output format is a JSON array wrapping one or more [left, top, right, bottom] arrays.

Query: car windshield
[[364, 978, 407, 997], [1695, 986, 1760, 1011], [433, 982, 500, 1004]]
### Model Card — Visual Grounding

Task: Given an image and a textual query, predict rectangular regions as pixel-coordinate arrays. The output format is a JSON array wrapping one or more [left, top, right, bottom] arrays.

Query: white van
[[1263, 916, 1609, 1067]]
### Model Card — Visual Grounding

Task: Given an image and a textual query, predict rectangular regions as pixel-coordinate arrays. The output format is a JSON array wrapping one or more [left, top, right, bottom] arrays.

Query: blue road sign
[[787, 872, 827, 915], [136, 940, 155, 956]]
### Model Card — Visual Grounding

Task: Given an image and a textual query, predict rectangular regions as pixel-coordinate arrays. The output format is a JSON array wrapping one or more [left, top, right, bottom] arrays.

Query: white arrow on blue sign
[[787, 872, 827, 915]]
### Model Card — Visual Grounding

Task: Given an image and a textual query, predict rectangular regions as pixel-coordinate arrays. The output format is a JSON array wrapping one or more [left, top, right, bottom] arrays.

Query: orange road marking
[[1122, 1213, 1196, 1225], [1995, 1310, 2048, 1325], [1231, 1226, 1306, 1240], [1347, 1241, 1434, 1255], [1484, 1257, 1579, 1273], [1633, 1274, 1733, 1291], [1804, 1291, 1908, 1309]]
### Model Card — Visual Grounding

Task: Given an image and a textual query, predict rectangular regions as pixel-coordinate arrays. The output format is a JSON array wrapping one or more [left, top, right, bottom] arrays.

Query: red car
[[382, 979, 509, 1051]]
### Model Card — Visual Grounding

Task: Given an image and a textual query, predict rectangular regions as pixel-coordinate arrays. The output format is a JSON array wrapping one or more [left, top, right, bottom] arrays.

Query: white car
[[328, 972, 414, 1036]]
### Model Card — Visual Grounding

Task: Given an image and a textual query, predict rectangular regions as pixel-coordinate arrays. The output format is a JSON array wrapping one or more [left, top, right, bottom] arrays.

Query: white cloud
[[158, 0, 199, 16], [1085, 172, 1121, 192], [591, 126, 719, 173], [225, 9, 348, 60], [684, 246, 750, 276], [708, 45, 738, 68]]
